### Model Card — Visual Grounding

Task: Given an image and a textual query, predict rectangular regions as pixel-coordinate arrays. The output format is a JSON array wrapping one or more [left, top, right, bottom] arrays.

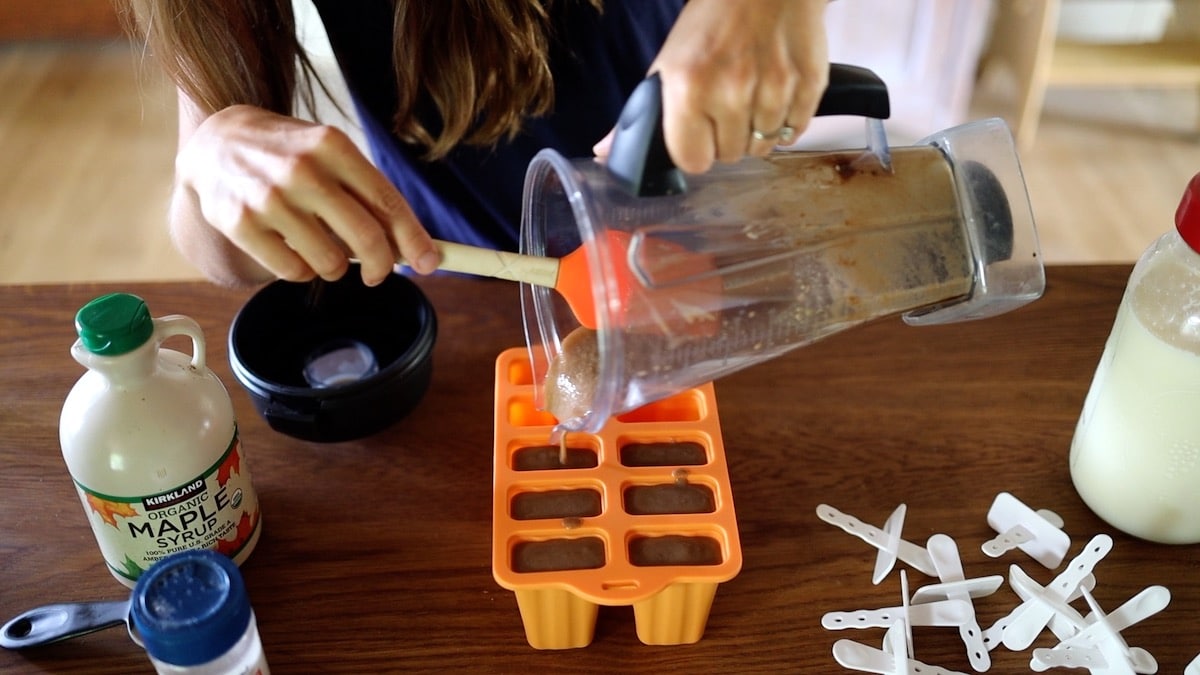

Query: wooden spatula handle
[[402, 240, 561, 288]]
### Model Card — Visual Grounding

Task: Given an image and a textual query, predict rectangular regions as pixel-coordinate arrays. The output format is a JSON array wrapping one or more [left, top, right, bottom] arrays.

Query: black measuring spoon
[[2, 598, 131, 649]]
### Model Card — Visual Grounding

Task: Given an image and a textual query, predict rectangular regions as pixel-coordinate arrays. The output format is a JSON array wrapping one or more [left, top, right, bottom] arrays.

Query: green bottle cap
[[75, 293, 154, 356]]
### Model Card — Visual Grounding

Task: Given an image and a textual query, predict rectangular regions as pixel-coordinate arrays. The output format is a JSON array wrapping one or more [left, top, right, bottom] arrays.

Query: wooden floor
[[1, 40, 1199, 285], [0, 41, 190, 284]]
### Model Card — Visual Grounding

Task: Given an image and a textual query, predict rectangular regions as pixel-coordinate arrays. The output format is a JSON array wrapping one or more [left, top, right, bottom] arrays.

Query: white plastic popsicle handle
[[911, 576, 1004, 604], [1030, 645, 1107, 672], [1040, 585, 1168, 675], [998, 535, 1113, 651], [1003, 565, 1089, 650], [823, 598, 971, 631], [982, 492, 1070, 569], [919, 533, 995, 672], [816, 504, 938, 581], [832, 637, 970, 675]]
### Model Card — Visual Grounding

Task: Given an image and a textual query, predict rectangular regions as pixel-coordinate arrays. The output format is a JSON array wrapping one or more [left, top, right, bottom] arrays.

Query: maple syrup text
[[128, 484, 233, 548]]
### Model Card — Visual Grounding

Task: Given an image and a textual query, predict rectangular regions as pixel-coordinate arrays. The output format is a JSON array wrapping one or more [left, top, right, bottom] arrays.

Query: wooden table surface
[[2, 266, 1197, 674]]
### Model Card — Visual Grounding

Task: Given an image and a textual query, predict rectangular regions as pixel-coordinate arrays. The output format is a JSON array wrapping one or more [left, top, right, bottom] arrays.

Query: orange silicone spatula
[[406, 233, 721, 335], [407, 235, 632, 330]]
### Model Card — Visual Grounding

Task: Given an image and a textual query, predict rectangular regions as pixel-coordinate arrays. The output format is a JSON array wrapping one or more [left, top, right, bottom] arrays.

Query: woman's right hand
[[172, 100, 440, 287]]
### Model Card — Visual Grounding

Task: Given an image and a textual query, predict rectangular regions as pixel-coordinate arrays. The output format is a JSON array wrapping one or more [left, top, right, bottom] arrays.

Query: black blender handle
[[606, 63, 891, 197], [814, 63, 892, 119]]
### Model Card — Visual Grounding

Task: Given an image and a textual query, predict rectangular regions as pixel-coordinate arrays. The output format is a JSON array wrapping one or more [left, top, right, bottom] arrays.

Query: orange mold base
[[514, 581, 721, 649], [491, 347, 742, 650]]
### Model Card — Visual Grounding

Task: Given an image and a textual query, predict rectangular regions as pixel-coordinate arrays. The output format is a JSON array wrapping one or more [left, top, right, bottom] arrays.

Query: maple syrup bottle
[[60, 293, 261, 588]]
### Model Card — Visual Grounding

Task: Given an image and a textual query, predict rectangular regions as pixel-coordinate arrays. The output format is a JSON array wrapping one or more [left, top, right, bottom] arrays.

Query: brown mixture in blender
[[542, 147, 981, 462]]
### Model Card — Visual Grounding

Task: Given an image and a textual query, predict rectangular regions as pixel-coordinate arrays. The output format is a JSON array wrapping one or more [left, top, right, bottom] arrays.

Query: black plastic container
[[228, 269, 437, 442]]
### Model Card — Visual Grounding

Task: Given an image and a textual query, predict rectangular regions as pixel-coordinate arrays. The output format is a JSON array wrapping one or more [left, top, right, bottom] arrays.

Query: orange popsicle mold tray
[[492, 347, 742, 649]]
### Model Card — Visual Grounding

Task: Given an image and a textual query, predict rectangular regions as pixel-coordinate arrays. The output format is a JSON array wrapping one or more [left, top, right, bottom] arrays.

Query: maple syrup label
[[73, 430, 261, 583]]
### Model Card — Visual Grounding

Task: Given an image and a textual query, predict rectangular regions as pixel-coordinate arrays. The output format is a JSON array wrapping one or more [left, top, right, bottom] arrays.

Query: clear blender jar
[[521, 67, 1043, 437]]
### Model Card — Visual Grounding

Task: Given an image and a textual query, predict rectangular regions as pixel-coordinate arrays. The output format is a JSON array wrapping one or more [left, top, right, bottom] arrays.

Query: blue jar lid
[[131, 550, 252, 667]]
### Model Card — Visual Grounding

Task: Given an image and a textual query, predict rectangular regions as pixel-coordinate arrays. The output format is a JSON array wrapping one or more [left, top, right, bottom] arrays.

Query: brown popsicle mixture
[[511, 488, 603, 520], [512, 444, 597, 471], [628, 534, 723, 567], [624, 471, 716, 515]]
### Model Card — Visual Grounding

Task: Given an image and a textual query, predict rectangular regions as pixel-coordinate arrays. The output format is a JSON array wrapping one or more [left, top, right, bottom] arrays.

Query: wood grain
[[2, 268, 1198, 674]]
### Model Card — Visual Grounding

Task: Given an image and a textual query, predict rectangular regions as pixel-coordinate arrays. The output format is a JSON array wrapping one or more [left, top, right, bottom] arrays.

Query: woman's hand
[[172, 101, 440, 287], [595, 0, 829, 174]]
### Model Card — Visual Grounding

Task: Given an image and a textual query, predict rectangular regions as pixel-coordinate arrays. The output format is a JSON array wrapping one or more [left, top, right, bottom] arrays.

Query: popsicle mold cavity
[[629, 534, 724, 567], [507, 396, 557, 427], [492, 347, 741, 649], [615, 390, 705, 423], [624, 482, 716, 515], [619, 441, 709, 467], [511, 489, 604, 520], [512, 537, 607, 573], [512, 445, 599, 471]]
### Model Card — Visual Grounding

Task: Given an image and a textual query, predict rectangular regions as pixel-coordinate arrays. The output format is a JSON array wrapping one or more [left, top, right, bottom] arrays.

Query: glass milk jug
[[1070, 173, 1200, 544]]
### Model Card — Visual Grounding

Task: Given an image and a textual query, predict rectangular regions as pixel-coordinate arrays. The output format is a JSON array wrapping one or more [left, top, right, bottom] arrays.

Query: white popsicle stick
[[991, 534, 1113, 652], [1005, 565, 1090, 650], [982, 492, 1071, 569], [919, 533, 995, 672], [823, 598, 972, 631], [984, 574, 1096, 651], [1030, 645, 1108, 672], [1046, 586, 1167, 675], [1045, 573, 1103, 642], [816, 504, 938, 582], [833, 636, 970, 675], [1033, 644, 1155, 674], [1032, 630, 1154, 673], [877, 506, 906, 585], [899, 570, 915, 658], [1085, 586, 1170, 635], [911, 576, 1004, 604]]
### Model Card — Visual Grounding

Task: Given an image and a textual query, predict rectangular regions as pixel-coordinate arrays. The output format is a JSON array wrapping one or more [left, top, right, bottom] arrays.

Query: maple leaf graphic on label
[[85, 493, 139, 528], [215, 508, 260, 557], [120, 555, 146, 580], [217, 438, 243, 486]]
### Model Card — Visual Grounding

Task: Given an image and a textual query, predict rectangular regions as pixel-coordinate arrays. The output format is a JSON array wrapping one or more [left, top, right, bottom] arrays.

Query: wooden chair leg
[[978, 0, 1060, 151]]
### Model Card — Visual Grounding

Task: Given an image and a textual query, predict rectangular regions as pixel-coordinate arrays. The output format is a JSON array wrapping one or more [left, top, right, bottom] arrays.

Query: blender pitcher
[[521, 65, 1044, 437]]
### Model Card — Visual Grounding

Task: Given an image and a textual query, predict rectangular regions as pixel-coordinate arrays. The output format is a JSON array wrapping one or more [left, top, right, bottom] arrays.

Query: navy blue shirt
[[312, 1, 683, 251]]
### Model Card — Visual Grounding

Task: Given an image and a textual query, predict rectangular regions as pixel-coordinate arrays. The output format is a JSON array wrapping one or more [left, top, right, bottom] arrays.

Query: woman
[[116, 0, 831, 288]]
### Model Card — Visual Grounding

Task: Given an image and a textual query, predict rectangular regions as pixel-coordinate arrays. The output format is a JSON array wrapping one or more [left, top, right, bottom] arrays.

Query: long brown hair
[[114, 1, 601, 159]]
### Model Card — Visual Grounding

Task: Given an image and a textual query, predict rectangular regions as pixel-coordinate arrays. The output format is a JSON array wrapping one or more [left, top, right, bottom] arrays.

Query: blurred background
[[1, 0, 1198, 284]]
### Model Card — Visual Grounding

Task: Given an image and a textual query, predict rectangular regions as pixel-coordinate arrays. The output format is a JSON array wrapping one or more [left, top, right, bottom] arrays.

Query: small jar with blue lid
[[131, 550, 269, 675]]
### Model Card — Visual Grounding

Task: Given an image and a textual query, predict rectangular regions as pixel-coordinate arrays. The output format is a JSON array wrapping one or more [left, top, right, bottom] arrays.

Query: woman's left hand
[[596, 0, 830, 174]]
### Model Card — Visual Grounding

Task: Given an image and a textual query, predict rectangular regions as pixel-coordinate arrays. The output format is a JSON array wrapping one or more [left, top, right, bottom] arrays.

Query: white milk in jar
[[1070, 173, 1200, 543]]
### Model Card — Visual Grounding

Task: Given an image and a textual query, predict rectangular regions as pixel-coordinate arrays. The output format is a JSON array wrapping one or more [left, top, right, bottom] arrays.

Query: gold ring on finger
[[751, 125, 795, 143]]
